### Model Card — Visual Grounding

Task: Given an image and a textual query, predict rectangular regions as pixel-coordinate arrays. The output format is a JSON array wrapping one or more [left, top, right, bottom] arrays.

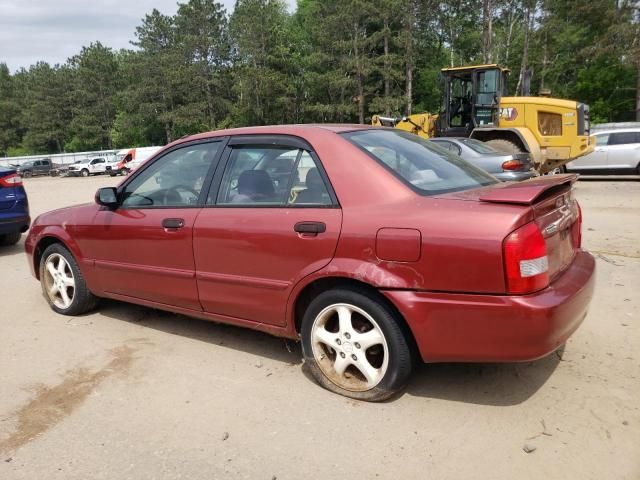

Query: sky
[[0, 0, 295, 72]]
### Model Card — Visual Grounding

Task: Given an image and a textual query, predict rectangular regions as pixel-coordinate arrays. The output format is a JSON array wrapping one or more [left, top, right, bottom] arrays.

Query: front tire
[[301, 287, 413, 402], [0, 232, 21, 246], [39, 243, 98, 315], [81, 169, 89, 177]]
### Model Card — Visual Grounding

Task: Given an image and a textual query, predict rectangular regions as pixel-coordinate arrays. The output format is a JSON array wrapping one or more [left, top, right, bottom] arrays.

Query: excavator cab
[[437, 65, 509, 137]]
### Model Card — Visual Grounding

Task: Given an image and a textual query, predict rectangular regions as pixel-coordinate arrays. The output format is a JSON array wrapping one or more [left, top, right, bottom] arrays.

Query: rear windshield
[[342, 129, 497, 195], [460, 138, 499, 154]]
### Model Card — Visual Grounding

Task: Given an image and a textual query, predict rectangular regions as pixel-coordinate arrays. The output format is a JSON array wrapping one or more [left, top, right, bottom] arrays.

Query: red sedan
[[25, 125, 595, 401]]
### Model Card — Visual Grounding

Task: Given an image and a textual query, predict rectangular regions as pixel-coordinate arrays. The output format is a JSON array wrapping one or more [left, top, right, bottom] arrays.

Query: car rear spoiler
[[479, 174, 578, 205]]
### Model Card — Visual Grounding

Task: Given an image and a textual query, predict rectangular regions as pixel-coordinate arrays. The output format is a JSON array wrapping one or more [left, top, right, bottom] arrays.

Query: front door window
[[121, 143, 221, 208]]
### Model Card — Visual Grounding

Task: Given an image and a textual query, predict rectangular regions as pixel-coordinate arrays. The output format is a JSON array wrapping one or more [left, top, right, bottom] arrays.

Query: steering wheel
[[162, 185, 200, 205]]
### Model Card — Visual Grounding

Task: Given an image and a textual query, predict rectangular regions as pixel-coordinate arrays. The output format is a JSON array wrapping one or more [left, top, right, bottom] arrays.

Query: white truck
[[66, 157, 116, 177]]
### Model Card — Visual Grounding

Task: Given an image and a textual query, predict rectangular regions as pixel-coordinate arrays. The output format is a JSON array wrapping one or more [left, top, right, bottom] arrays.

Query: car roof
[[175, 124, 375, 144], [592, 128, 640, 135]]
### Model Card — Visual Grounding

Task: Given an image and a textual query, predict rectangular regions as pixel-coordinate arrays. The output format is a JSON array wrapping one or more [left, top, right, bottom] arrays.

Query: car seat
[[236, 170, 276, 202], [296, 168, 326, 204]]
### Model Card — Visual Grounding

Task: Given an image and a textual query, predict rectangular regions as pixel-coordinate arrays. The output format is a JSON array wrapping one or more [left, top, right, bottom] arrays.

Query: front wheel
[[301, 287, 413, 402], [39, 243, 98, 315], [81, 169, 89, 177]]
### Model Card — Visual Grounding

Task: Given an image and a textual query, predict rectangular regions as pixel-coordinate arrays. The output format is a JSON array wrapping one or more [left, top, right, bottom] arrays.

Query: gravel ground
[[0, 174, 638, 480]]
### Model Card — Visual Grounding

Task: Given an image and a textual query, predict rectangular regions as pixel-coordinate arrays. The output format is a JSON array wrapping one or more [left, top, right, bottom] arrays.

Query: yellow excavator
[[372, 64, 595, 174]]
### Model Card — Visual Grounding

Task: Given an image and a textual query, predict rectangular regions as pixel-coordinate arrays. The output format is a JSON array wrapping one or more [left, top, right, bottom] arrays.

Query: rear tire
[[485, 138, 525, 154], [301, 286, 413, 402], [39, 243, 98, 315], [0, 232, 21, 246]]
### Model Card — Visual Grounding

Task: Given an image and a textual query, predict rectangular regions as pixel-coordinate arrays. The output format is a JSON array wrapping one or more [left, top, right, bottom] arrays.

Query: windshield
[[342, 130, 497, 195], [460, 138, 500, 154]]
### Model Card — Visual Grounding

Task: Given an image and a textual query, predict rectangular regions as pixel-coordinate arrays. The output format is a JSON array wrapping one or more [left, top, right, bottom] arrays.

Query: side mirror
[[95, 187, 118, 208]]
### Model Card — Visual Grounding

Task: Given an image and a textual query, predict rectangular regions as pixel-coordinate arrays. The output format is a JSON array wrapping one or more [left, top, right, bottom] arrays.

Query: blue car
[[0, 166, 30, 246]]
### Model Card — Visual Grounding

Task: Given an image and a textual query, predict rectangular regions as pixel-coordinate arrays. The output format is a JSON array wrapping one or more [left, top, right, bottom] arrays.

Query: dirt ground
[[0, 174, 638, 480]]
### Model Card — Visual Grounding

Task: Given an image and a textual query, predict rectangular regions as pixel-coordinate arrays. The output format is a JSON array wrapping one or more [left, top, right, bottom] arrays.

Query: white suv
[[565, 129, 640, 174]]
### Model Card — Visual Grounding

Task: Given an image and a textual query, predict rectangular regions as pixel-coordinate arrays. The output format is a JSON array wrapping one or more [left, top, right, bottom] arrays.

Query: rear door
[[90, 158, 106, 173], [193, 136, 342, 327], [607, 131, 640, 170]]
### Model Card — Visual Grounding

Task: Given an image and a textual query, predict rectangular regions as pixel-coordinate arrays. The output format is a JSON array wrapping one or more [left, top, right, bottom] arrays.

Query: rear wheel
[[485, 138, 525, 154], [301, 287, 413, 402], [39, 243, 98, 315], [0, 232, 21, 246]]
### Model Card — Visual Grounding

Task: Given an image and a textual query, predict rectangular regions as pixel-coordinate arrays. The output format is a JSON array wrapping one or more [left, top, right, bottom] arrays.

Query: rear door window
[[215, 146, 332, 206], [608, 132, 640, 145], [342, 130, 496, 195]]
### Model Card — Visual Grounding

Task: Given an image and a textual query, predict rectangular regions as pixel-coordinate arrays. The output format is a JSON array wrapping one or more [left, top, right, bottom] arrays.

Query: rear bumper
[[383, 250, 596, 363], [0, 214, 30, 235]]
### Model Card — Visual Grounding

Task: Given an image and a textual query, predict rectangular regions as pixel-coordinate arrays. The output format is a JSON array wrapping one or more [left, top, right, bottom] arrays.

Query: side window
[[216, 146, 298, 205], [120, 142, 220, 208], [608, 132, 640, 145], [289, 151, 332, 206], [596, 134, 609, 146]]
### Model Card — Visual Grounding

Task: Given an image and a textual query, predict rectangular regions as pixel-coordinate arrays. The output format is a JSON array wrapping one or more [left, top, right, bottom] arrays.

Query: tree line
[[0, 0, 638, 156]]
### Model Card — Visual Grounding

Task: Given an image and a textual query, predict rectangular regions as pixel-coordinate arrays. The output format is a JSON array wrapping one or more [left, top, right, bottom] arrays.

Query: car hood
[[32, 202, 98, 228]]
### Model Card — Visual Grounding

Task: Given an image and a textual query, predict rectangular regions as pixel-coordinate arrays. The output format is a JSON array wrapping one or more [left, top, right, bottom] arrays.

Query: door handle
[[294, 221, 326, 234], [162, 218, 185, 229]]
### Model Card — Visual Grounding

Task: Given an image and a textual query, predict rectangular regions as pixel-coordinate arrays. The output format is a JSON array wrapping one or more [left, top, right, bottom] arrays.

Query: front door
[[579, 133, 610, 169], [193, 138, 342, 326], [87, 140, 224, 310]]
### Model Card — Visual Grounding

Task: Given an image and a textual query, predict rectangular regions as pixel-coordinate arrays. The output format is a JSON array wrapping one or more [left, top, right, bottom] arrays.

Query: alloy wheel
[[43, 253, 76, 309], [311, 303, 389, 392]]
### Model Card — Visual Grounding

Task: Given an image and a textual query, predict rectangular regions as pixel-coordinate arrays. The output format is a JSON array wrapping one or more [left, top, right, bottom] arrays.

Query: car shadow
[[100, 299, 563, 405], [0, 239, 24, 259], [97, 299, 302, 366], [404, 350, 562, 406]]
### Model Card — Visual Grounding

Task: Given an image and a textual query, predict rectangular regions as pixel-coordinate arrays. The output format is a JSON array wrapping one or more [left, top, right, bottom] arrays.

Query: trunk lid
[[477, 174, 581, 281], [0, 166, 18, 210]]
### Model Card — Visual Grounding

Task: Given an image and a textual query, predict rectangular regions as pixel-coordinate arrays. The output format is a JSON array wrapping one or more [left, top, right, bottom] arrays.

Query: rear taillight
[[501, 159, 524, 171], [0, 173, 22, 187], [503, 222, 549, 294], [571, 201, 582, 248]]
